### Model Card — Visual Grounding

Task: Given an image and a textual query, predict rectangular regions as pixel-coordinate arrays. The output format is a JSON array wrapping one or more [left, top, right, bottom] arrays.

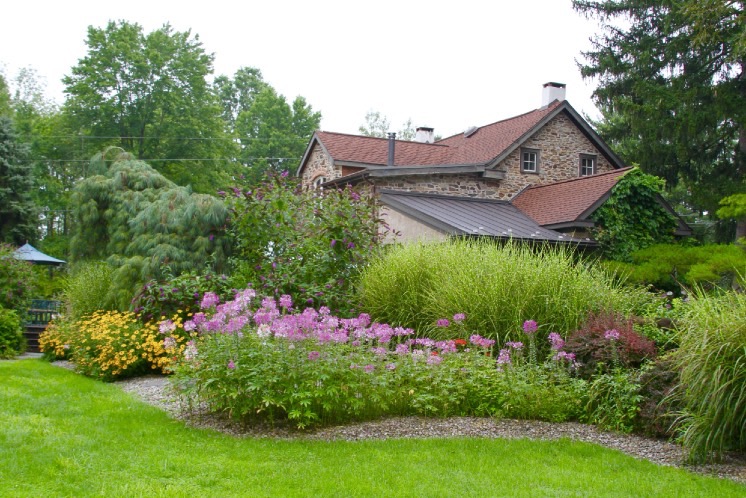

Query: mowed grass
[[2, 360, 743, 497]]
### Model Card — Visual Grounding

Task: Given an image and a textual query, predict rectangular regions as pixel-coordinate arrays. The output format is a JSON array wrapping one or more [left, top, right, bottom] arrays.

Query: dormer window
[[521, 148, 540, 174], [312, 176, 328, 189], [579, 154, 596, 176]]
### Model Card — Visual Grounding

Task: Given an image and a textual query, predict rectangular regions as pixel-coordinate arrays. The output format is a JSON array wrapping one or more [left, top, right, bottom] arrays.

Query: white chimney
[[541, 82, 566, 107], [414, 126, 435, 144]]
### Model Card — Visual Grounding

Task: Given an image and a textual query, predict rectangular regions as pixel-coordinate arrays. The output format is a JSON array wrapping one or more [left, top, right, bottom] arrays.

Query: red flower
[[431, 351, 439, 356], [454, 339, 467, 347]]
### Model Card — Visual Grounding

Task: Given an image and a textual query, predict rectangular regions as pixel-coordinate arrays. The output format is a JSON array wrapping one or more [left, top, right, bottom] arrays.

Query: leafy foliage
[[62, 261, 116, 320], [582, 370, 642, 433], [227, 172, 384, 316], [635, 355, 681, 438], [564, 311, 657, 379], [573, 0, 746, 242], [69, 155, 230, 309], [591, 168, 678, 261], [131, 268, 234, 323], [0, 242, 36, 315], [0, 117, 37, 245], [358, 110, 416, 141], [0, 306, 25, 358], [62, 20, 238, 193]]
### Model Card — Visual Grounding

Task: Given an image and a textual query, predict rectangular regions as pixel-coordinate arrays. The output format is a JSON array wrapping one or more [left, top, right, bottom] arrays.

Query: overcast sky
[[1, 0, 604, 138]]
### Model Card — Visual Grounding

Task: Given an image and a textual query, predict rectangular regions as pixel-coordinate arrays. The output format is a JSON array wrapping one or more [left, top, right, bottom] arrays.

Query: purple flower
[[307, 351, 321, 361], [209, 234, 215, 241], [469, 334, 495, 348], [548, 332, 564, 351], [385, 363, 396, 370], [347, 242, 355, 249], [227, 360, 236, 369], [604, 329, 620, 341], [279, 294, 293, 309], [427, 355, 442, 365], [281, 170, 289, 177], [437, 318, 450, 328], [505, 341, 523, 350], [330, 239, 337, 247], [200, 292, 221, 310], [523, 320, 538, 335], [496, 348, 511, 365], [163, 337, 176, 349], [364, 364, 375, 373], [453, 313, 466, 323]]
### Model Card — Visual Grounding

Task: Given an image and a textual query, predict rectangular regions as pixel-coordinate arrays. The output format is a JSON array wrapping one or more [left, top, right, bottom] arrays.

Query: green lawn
[[1, 360, 743, 497]]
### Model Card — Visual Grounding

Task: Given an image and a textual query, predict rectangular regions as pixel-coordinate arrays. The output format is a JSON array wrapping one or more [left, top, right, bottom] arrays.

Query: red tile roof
[[511, 167, 633, 226], [312, 100, 563, 168]]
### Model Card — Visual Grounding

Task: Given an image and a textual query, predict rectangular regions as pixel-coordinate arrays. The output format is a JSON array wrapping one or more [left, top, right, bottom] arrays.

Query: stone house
[[296, 83, 690, 245]]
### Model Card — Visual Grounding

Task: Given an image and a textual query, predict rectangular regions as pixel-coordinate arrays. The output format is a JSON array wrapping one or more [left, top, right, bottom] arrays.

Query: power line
[[19, 135, 310, 142], [17, 157, 302, 163]]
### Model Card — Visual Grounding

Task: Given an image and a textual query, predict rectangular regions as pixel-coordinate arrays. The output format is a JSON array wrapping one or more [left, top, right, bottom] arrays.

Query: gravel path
[[53, 361, 746, 484]]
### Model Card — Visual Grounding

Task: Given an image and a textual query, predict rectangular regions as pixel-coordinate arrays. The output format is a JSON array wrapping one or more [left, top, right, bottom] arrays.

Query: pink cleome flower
[[523, 320, 538, 334], [604, 329, 620, 341]]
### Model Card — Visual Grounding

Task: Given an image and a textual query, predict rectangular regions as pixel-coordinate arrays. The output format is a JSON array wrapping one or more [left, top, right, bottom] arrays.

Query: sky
[[1, 0, 604, 138]]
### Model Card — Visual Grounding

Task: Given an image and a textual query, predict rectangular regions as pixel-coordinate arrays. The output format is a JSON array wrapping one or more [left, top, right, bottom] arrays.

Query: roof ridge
[[436, 101, 563, 142], [318, 130, 451, 147], [522, 166, 633, 191]]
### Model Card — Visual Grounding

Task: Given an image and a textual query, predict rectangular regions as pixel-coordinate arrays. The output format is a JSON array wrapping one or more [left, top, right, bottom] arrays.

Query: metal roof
[[13, 243, 66, 266], [379, 191, 595, 246]]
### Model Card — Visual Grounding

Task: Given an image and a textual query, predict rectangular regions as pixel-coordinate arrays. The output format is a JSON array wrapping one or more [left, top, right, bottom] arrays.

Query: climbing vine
[[591, 168, 678, 261]]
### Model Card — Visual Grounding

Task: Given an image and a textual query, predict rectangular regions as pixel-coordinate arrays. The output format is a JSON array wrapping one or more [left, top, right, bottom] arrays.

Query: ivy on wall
[[591, 168, 678, 261]]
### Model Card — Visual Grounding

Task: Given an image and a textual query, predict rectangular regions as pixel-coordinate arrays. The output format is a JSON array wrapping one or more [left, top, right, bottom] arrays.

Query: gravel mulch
[[52, 361, 746, 484]]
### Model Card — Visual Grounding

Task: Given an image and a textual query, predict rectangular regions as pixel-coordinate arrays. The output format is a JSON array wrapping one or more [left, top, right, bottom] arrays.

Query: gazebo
[[13, 243, 66, 266], [12, 243, 65, 352]]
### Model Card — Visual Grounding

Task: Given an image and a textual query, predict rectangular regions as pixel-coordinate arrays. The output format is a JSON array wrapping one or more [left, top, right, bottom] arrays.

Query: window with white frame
[[312, 176, 328, 189], [521, 148, 540, 173], [579, 154, 596, 176]]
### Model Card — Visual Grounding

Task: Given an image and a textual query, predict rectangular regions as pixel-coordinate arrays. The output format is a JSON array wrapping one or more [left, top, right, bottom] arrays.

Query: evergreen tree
[[573, 0, 746, 241], [0, 117, 37, 245], [70, 151, 230, 308]]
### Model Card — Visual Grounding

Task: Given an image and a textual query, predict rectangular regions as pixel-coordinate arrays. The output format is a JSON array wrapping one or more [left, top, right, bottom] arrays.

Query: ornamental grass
[[672, 289, 746, 462], [357, 239, 650, 347]]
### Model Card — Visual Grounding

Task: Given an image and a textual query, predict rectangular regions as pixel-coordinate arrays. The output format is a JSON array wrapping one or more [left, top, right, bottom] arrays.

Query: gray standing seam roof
[[379, 191, 594, 245]]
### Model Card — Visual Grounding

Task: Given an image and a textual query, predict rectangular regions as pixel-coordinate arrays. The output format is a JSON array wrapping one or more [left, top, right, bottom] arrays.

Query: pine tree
[[0, 117, 38, 245]]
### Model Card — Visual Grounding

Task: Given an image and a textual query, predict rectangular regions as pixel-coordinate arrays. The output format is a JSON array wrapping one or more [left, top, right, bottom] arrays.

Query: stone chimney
[[541, 82, 566, 107], [414, 127, 435, 144]]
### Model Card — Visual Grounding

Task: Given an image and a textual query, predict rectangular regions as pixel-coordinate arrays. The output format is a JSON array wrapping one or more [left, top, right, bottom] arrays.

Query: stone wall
[[373, 174, 506, 199], [300, 144, 340, 188], [496, 113, 615, 197]]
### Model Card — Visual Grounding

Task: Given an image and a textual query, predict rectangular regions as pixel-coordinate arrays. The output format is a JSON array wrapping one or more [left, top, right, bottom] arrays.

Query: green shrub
[[671, 289, 746, 461], [131, 267, 234, 323], [582, 369, 642, 433], [0, 306, 25, 358], [603, 243, 746, 292], [0, 242, 37, 315], [358, 239, 650, 346]]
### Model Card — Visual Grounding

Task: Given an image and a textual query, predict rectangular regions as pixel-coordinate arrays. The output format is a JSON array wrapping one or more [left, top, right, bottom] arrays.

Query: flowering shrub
[[226, 172, 386, 316], [565, 311, 657, 378], [40, 311, 192, 381]]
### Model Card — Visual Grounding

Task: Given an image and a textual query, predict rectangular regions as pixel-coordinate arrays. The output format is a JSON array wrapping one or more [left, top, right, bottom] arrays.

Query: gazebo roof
[[13, 243, 66, 266]]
